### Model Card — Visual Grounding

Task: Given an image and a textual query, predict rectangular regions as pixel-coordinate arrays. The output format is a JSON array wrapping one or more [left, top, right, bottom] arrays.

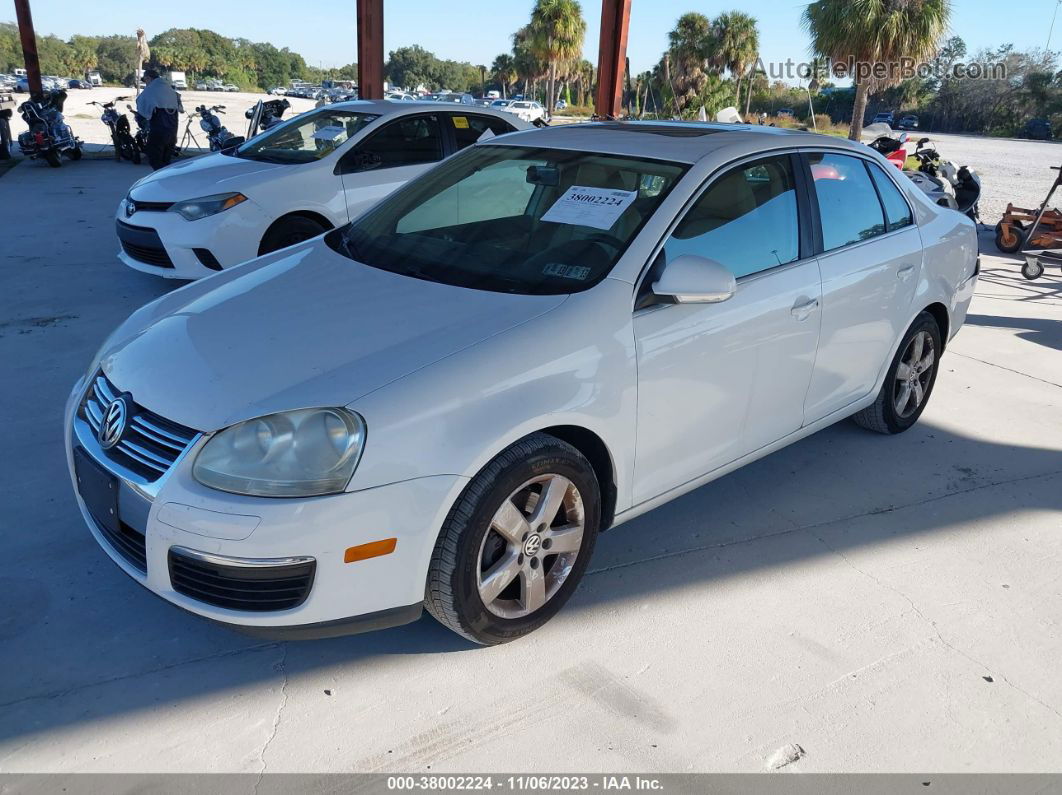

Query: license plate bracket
[[74, 447, 119, 534]]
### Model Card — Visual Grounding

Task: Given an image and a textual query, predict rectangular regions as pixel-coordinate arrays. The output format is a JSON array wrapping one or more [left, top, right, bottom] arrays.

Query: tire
[[66, 145, 82, 160], [852, 312, 942, 435], [1022, 260, 1045, 280], [259, 215, 328, 255], [44, 148, 61, 168], [110, 133, 122, 161], [425, 433, 601, 645], [118, 133, 140, 164], [995, 221, 1024, 254]]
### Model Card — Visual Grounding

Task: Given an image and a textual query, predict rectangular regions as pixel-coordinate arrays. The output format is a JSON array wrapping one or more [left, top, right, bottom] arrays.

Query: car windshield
[[330, 144, 687, 295], [234, 109, 380, 163]]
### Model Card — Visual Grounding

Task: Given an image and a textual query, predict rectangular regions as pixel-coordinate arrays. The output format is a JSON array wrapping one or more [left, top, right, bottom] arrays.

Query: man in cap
[[136, 68, 181, 170]]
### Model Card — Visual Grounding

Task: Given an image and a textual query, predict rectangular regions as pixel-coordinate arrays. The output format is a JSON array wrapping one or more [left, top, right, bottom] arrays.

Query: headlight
[[193, 408, 366, 497], [170, 192, 247, 221]]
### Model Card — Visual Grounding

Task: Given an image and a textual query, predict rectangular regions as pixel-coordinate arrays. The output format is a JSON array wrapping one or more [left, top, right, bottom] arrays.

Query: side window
[[396, 158, 540, 233], [449, 113, 516, 151], [663, 155, 800, 278], [867, 162, 913, 232], [356, 115, 443, 169], [809, 153, 887, 251]]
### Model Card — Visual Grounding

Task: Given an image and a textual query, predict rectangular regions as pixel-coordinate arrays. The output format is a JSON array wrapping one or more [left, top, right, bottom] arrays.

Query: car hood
[[128, 152, 287, 202], [100, 240, 567, 431]]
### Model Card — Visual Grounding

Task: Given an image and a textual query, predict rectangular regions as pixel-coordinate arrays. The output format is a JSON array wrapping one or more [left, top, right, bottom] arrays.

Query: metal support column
[[594, 0, 631, 118], [13, 0, 43, 97], [356, 0, 384, 100]]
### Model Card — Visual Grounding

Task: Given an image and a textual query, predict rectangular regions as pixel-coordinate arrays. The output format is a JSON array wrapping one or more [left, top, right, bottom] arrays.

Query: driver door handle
[[791, 298, 819, 321]]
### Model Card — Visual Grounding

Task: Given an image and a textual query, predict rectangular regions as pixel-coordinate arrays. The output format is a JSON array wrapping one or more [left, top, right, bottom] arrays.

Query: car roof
[[482, 120, 861, 164], [329, 99, 517, 119]]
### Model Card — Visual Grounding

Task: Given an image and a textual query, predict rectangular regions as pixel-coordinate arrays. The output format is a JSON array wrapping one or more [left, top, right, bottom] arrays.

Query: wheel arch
[[537, 425, 618, 531], [258, 211, 334, 256], [923, 301, 950, 350]]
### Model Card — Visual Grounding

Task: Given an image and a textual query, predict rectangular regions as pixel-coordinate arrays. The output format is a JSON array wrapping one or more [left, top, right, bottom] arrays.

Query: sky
[[13, 0, 1062, 78]]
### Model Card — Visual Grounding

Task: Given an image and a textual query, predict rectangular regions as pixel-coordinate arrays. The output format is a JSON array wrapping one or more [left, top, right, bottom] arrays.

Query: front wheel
[[995, 220, 1024, 254], [425, 434, 601, 645], [259, 215, 328, 255], [1022, 259, 1045, 280], [44, 148, 61, 168], [852, 312, 942, 434]]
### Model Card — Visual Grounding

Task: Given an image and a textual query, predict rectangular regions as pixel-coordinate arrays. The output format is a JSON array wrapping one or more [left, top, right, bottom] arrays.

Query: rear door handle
[[791, 298, 819, 321], [897, 265, 915, 280]]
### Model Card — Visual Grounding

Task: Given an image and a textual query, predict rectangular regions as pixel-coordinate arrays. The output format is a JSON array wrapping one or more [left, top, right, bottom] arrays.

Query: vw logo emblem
[[523, 533, 542, 557], [99, 396, 128, 450]]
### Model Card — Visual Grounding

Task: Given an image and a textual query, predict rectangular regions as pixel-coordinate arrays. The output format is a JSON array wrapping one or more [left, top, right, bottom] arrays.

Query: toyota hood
[[127, 152, 285, 202], [98, 239, 567, 431]]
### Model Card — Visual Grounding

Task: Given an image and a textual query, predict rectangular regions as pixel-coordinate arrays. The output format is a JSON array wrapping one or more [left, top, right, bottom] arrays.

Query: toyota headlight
[[170, 192, 247, 221], [193, 408, 366, 497]]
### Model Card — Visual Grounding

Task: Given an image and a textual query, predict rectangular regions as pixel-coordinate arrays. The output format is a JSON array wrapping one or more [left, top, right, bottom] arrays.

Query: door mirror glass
[[652, 254, 736, 304]]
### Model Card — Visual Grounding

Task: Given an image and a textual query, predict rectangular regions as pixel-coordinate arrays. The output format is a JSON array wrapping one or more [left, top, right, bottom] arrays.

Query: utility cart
[[995, 164, 1062, 279]]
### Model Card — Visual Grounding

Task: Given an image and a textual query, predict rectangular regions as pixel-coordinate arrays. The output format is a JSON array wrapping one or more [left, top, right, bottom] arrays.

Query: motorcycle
[[196, 104, 244, 151], [90, 96, 139, 163], [127, 103, 183, 161], [865, 125, 982, 223], [244, 98, 290, 139], [16, 89, 82, 167]]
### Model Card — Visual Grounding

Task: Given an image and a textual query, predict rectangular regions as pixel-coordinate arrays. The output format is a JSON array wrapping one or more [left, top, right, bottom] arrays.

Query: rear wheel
[[425, 434, 601, 645], [852, 312, 942, 435], [259, 215, 328, 255]]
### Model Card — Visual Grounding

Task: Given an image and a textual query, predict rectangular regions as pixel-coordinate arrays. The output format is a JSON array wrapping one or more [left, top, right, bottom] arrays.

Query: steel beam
[[13, 0, 43, 97], [594, 0, 631, 118], [356, 0, 384, 100]]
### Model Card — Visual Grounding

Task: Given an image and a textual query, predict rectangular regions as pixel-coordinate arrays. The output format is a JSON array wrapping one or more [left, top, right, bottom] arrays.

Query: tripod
[[177, 113, 203, 155]]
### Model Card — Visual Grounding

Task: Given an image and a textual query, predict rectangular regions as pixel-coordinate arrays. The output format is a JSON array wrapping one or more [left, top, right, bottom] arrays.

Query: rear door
[[801, 151, 923, 423], [336, 113, 445, 221], [443, 112, 519, 153]]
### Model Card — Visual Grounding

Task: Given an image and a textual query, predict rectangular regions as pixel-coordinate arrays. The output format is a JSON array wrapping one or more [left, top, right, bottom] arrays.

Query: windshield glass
[[331, 145, 687, 295], [236, 108, 379, 163]]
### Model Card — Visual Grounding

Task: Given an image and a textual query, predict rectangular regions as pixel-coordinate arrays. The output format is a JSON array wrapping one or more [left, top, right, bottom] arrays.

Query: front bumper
[[114, 197, 271, 280], [65, 374, 465, 633]]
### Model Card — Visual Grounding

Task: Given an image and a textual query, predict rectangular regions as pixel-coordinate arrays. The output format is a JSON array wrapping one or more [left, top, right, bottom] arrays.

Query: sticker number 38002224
[[541, 186, 637, 231]]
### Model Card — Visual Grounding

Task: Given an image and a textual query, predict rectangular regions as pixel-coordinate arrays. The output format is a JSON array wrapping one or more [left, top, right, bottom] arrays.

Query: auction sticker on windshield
[[541, 186, 637, 231], [313, 125, 346, 141]]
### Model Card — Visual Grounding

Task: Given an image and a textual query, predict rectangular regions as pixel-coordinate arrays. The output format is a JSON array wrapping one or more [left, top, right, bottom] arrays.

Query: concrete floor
[[0, 159, 1060, 774]]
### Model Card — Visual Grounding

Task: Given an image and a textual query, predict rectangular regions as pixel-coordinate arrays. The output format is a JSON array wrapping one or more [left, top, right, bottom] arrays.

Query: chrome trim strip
[[94, 375, 116, 403], [115, 439, 170, 471], [170, 546, 316, 569], [131, 415, 195, 447]]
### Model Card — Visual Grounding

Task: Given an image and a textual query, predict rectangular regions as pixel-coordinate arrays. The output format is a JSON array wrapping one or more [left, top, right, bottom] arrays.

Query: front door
[[633, 155, 822, 504], [338, 113, 445, 221]]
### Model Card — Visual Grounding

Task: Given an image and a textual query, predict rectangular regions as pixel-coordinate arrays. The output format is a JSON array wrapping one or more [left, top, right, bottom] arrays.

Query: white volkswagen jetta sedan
[[115, 101, 529, 279], [70, 122, 978, 644]]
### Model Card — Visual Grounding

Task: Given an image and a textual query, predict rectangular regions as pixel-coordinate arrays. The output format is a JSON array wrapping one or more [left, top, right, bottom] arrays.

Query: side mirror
[[652, 255, 736, 304]]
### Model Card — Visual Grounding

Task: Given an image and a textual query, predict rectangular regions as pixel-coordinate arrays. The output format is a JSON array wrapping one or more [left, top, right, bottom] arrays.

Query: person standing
[[136, 68, 180, 170]]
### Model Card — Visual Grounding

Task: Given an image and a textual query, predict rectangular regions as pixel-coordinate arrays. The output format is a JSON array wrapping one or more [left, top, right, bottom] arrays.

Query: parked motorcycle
[[16, 89, 82, 167], [865, 127, 982, 223], [196, 104, 244, 151], [90, 96, 139, 163], [245, 98, 290, 139], [127, 103, 183, 161]]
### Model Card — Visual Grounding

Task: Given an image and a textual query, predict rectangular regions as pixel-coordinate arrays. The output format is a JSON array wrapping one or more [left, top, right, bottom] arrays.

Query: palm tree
[[803, 0, 951, 140], [666, 12, 715, 114], [528, 0, 587, 114], [712, 11, 759, 115], [512, 25, 546, 100], [491, 53, 517, 98]]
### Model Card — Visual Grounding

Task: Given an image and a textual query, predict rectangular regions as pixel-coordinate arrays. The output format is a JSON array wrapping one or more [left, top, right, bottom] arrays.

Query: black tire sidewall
[[261, 216, 326, 255], [881, 314, 942, 433], [449, 447, 600, 645]]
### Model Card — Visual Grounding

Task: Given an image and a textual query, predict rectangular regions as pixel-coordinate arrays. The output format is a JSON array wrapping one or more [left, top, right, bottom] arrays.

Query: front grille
[[116, 220, 174, 268], [120, 238, 174, 268], [168, 548, 316, 612], [90, 513, 147, 573], [79, 372, 199, 481], [129, 198, 174, 213]]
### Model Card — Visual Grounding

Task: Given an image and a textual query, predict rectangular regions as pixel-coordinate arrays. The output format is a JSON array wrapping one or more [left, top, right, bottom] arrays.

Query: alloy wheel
[[476, 474, 585, 619], [893, 330, 936, 419]]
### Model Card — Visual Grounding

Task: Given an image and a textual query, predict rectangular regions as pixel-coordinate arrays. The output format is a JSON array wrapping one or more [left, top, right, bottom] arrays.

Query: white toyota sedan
[[115, 101, 529, 279], [70, 122, 978, 644]]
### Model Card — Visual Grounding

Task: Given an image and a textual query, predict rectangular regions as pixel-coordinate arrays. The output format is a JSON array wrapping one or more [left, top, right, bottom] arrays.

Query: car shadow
[[3, 417, 1060, 745], [964, 312, 1062, 352]]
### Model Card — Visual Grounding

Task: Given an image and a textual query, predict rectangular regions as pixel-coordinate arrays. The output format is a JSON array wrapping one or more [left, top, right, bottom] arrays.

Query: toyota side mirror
[[652, 255, 736, 304]]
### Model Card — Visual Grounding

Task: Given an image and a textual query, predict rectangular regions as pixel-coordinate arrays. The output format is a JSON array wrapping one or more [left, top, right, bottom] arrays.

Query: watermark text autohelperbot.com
[[755, 57, 1007, 83]]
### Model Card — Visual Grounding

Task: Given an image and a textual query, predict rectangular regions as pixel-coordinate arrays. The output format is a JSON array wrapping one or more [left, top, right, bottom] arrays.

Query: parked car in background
[[897, 115, 919, 130], [85, 70, 103, 86], [1020, 118, 1053, 140], [490, 99, 513, 109], [221, 83, 239, 92], [114, 101, 530, 279], [872, 112, 895, 127], [385, 92, 417, 101], [504, 100, 547, 124], [473, 97, 494, 107], [555, 98, 567, 110], [68, 79, 93, 90], [75, 122, 977, 643], [433, 93, 475, 105], [169, 72, 188, 90], [776, 107, 794, 118]]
